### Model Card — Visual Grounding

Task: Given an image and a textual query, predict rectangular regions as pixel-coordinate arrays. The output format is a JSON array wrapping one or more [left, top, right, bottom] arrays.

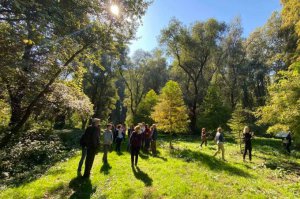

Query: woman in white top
[[115, 124, 123, 153], [213, 127, 225, 161]]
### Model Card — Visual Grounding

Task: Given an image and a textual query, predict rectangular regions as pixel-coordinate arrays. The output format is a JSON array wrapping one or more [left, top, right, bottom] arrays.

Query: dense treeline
[[0, 0, 299, 147]]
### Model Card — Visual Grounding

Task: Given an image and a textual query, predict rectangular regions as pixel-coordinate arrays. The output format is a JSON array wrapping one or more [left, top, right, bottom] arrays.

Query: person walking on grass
[[243, 126, 253, 162], [213, 127, 226, 161], [103, 123, 113, 164], [115, 124, 123, 153], [130, 125, 143, 167], [200, 128, 207, 148], [78, 118, 100, 178]]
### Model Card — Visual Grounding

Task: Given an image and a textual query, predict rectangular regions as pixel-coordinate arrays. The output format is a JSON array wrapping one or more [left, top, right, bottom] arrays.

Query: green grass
[[0, 135, 299, 199]]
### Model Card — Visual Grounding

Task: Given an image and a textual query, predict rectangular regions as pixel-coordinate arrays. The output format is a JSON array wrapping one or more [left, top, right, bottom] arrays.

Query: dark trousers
[[78, 147, 87, 172], [131, 146, 140, 166], [116, 138, 122, 152], [83, 148, 96, 177], [243, 144, 252, 161], [286, 143, 291, 153], [151, 140, 157, 155], [200, 137, 207, 147], [145, 138, 151, 150], [102, 144, 110, 163]]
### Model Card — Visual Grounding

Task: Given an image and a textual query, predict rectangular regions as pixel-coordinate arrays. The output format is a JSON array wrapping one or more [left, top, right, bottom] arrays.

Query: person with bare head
[[151, 124, 158, 156], [103, 123, 113, 164], [213, 127, 225, 161], [200, 128, 207, 148], [130, 125, 143, 166], [78, 118, 101, 178], [243, 126, 254, 162], [115, 124, 123, 153]]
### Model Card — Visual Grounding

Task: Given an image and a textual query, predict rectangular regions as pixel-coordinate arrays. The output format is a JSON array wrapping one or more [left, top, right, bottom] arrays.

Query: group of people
[[77, 119, 292, 178], [201, 126, 254, 162], [77, 119, 158, 178]]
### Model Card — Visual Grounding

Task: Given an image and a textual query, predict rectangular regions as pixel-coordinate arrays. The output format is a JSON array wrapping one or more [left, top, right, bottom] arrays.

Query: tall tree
[[152, 80, 189, 148], [160, 18, 226, 132], [135, 89, 158, 125], [0, 0, 150, 144]]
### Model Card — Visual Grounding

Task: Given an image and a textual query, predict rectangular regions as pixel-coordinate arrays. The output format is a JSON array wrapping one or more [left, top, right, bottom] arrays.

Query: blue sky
[[129, 0, 282, 55]]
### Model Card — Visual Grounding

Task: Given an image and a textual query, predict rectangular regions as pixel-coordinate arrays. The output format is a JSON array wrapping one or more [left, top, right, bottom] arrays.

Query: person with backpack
[[78, 118, 101, 178], [200, 128, 207, 148], [243, 126, 253, 162], [130, 125, 143, 167], [103, 123, 113, 164], [213, 127, 226, 161]]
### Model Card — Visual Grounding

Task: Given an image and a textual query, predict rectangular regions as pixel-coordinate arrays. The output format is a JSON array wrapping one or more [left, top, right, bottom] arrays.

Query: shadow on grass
[[132, 166, 153, 187], [153, 154, 168, 162], [139, 151, 149, 160], [116, 151, 124, 156], [100, 163, 112, 175], [171, 148, 253, 178], [69, 176, 95, 199]]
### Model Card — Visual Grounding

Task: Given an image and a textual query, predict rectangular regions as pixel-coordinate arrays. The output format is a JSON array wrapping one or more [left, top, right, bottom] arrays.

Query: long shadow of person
[[132, 166, 153, 187], [100, 163, 112, 175], [154, 155, 168, 162], [69, 176, 95, 199]]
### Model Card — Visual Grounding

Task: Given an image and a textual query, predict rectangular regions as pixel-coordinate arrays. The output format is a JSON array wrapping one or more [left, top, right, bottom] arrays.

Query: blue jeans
[[78, 146, 87, 172]]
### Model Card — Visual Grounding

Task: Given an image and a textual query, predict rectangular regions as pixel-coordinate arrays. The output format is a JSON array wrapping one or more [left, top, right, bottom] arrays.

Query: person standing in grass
[[127, 125, 134, 151], [130, 125, 143, 166], [243, 126, 253, 162], [103, 123, 113, 164], [285, 131, 292, 154], [115, 124, 123, 153], [141, 122, 146, 149], [144, 124, 152, 152], [78, 128, 88, 175], [213, 127, 226, 161], [151, 124, 158, 156], [79, 118, 101, 178], [200, 128, 207, 148]]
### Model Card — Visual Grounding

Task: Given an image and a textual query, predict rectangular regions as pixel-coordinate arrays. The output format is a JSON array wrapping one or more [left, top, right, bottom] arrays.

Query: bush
[[0, 129, 81, 185]]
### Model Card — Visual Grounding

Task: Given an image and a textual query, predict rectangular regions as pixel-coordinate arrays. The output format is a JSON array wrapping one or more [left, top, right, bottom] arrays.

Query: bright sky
[[129, 0, 282, 55]]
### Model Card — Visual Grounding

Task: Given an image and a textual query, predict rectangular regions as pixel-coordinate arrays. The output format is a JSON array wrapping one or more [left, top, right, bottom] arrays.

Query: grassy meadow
[[0, 133, 299, 199]]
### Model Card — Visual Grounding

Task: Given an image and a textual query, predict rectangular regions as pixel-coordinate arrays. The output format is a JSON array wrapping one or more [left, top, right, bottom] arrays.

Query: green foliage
[[1, 135, 299, 198], [0, 99, 10, 129], [198, 85, 231, 131], [228, 104, 248, 134], [152, 81, 189, 133], [0, 0, 150, 141], [257, 62, 300, 144], [135, 89, 158, 125], [160, 18, 226, 130]]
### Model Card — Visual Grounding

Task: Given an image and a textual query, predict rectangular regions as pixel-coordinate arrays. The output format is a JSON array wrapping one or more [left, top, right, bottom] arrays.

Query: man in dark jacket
[[79, 118, 100, 178]]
